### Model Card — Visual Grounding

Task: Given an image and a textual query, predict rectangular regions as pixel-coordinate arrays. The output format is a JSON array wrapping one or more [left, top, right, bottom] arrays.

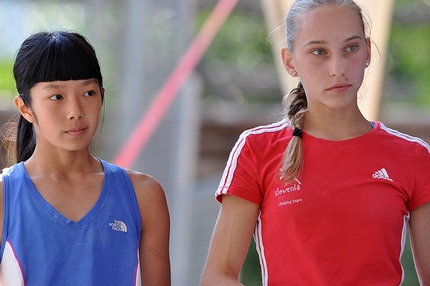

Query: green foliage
[[388, 22, 430, 104], [0, 60, 15, 98], [240, 240, 261, 285], [196, 9, 273, 66], [394, 0, 424, 9], [401, 236, 420, 285]]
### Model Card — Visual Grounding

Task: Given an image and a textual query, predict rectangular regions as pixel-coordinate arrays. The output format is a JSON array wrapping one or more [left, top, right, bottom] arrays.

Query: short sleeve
[[215, 132, 262, 205], [408, 143, 430, 211]]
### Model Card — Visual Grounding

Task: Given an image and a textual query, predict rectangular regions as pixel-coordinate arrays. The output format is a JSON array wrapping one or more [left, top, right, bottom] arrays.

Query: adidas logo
[[372, 168, 393, 182], [109, 220, 128, 232]]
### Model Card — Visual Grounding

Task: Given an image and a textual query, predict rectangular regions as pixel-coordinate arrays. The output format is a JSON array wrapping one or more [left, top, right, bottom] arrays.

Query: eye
[[49, 94, 63, 101], [311, 49, 325, 56], [84, 90, 96, 97], [346, 44, 358, 52]]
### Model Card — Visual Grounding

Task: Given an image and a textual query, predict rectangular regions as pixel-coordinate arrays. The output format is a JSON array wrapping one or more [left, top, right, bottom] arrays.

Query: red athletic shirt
[[216, 120, 430, 285]]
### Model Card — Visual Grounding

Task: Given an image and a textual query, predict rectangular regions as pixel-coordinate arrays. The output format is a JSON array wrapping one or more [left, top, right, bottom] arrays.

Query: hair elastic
[[292, 127, 302, 138]]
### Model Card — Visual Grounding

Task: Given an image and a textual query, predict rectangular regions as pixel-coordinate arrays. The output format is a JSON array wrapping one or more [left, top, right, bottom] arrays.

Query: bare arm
[[200, 195, 260, 286], [410, 202, 430, 285], [0, 175, 3, 243], [128, 171, 171, 286]]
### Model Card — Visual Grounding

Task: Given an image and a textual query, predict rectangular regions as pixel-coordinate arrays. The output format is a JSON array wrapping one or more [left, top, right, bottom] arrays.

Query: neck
[[24, 148, 101, 178], [303, 106, 372, 141]]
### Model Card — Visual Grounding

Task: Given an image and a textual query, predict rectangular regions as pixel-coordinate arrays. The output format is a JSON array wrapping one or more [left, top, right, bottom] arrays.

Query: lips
[[327, 84, 351, 93], [66, 127, 87, 136]]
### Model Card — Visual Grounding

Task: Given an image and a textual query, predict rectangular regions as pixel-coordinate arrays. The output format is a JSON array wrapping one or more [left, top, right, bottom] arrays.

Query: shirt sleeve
[[408, 143, 430, 212], [215, 132, 262, 205]]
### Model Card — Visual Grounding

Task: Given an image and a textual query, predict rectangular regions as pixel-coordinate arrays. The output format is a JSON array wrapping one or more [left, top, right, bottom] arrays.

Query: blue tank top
[[0, 159, 142, 286]]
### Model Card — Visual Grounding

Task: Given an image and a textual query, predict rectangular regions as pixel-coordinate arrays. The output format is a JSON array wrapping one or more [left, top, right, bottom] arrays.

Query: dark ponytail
[[15, 113, 36, 163]]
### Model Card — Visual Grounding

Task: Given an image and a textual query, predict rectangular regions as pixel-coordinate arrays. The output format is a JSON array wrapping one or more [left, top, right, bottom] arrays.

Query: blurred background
[[0, 0, 429, 285]]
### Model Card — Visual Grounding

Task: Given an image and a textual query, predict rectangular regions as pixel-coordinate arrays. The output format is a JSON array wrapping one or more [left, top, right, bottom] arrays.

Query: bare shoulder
[[124, 169, 169, 220], [125, 169, 165, 199]]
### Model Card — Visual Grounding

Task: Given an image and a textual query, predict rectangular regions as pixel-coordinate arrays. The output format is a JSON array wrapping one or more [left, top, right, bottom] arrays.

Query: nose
[[329, 54, 346, 77], [68, 99, 83, 120]]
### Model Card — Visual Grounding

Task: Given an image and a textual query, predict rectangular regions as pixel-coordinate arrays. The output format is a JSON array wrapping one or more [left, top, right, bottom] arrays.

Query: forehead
[[33, 79, 99, 91], [295, 6, 365, 46]]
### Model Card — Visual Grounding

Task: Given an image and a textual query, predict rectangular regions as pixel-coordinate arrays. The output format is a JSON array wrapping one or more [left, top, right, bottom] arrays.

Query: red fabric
[[216, 120, 430, 285]]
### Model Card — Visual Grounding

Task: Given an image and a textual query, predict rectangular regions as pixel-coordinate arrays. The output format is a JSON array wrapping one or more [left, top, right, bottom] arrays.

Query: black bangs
[[38, 33, 102, 84], [14, 31, 103, 95]]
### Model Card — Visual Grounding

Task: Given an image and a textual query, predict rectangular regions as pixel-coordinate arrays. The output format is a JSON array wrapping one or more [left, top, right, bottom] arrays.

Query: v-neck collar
[[17, 159, 108, 228]]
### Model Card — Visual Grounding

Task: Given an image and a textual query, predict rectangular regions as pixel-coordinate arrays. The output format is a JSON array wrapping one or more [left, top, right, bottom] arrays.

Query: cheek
[[26, 107, 44, 125], [87, 103, 102, 116], [351, 58, 364, 68], [298, 66, 321, 85], [350, 52, 367, 69], [296, 58, 326, 77], [349, 59, 366, 79]]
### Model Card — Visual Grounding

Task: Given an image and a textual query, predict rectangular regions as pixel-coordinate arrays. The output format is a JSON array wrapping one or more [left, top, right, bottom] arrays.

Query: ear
[[281, 47, 297, 77], [101, 87, 105, 103], [365, 37, 371, 65], [14, 96, 34, 123]]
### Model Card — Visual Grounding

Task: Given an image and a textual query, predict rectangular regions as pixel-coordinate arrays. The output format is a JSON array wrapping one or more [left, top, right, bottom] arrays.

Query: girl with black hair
[[0, 31, 170, 285]]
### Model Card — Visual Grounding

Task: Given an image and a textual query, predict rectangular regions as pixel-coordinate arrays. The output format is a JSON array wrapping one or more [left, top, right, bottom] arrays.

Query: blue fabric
[[1, 159, 141, 285]]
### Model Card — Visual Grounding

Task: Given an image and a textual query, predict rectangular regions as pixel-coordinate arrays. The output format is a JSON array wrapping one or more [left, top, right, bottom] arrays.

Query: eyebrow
[[41, 79, 98, 90], [304, 35, 363, 46]]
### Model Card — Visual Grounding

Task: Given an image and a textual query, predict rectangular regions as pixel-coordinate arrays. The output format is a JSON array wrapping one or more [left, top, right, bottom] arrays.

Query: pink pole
[[113, 0, 240, 168]]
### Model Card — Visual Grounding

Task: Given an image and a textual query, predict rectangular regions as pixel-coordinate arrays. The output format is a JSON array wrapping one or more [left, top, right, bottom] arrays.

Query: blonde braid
[[280, 82, 307, 183]]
